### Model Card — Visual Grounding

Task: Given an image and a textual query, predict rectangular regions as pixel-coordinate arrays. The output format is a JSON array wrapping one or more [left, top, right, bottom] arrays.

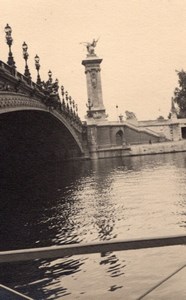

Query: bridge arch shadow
[[0, 109, 83, 164]]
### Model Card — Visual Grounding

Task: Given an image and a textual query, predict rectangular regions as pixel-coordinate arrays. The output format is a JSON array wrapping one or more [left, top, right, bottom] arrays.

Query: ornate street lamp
[[65, 91, 69, 102], [86, 98, 93, 118], [86, 98, 93, 110], [61, 85, 64, 100], [72, 99, 75, 109], [34, 54, 41, 84], [22, 41, 31, 79], [48, 70, 52, 83], [4, 24, 16, 67], [45, 70, 53, 92]]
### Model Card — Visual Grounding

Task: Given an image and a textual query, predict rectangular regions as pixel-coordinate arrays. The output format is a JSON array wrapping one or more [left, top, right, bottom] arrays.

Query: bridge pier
[[81, 41, 185, 160]]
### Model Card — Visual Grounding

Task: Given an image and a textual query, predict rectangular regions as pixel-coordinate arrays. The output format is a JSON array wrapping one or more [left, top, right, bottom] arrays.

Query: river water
[[0, 153, 186, 299]]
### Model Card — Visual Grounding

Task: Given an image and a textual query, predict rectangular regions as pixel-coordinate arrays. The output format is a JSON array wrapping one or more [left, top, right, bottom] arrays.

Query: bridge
[[1, 24, 182, 163], [0, 58, 86, 162], [0, 24, 90, 162]]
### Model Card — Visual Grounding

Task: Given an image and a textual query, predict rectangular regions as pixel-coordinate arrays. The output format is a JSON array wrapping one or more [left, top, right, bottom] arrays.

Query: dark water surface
[[0, 153, 186, 299]]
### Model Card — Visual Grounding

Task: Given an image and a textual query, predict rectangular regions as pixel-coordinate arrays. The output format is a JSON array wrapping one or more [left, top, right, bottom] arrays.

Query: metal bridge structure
[[0, 33, 86, 162]]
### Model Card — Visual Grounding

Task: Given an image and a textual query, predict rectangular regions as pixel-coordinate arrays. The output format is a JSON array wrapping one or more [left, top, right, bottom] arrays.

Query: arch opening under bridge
[[0, 108, 84, 163]]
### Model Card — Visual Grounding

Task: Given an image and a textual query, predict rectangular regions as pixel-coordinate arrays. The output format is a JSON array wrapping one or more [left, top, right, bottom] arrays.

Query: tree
[[173, 69, 186, 118]]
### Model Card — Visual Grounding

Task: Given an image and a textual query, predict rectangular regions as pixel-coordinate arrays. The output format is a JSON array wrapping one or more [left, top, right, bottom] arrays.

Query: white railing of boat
[[0, 234, 185, 263], [0, 234, 186, 300], [0, 284, 33, 299]]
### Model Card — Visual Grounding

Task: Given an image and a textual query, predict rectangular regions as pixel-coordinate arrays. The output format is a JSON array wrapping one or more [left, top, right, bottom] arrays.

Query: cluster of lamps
[[3, 24, 80, 120], [22, 41, 31, 79], [61, 86, 78, 115], [4, 23, 15, 68], [4, 24, 55, 92], [4, 24, 39, 82]]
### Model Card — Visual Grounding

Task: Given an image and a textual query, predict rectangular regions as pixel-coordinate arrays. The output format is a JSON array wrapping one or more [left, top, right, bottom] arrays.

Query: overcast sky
[[1, 0, 186, 121]]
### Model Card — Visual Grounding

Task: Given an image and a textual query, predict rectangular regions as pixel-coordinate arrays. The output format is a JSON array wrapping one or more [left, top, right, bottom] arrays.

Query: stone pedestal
[[82, 54, 107, 120]]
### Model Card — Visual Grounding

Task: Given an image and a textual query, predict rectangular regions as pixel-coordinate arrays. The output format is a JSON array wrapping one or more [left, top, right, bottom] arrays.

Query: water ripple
[[1, 153, 186, 298]]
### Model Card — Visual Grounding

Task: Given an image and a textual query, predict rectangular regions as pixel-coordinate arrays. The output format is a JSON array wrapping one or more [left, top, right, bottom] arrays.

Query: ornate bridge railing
[[0, 59, 83, 132]]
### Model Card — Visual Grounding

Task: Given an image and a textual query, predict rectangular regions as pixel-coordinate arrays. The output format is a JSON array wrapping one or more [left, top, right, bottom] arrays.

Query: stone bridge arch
[[0, 92, 85, 162]]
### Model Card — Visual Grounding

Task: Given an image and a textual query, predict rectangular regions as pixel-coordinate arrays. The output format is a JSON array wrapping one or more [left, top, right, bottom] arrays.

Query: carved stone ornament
[[92, 112, 102, 119], [91, 72, 97, 88], [0, 81, 11, 91], [0, 95, 46, 109]]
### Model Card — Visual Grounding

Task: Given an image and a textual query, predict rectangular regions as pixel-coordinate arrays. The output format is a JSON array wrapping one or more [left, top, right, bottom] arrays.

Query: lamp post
[[22, 42, 31, 79], [46, 70, 53, 92], [86, 98, 93, 111], [4, 24, 16, 68], [75, 104, 78, 113], [86, 98, 93, 118], [61, 85, 65, 103], [48, 70, 52, 83], [35, 54, 41, 85]]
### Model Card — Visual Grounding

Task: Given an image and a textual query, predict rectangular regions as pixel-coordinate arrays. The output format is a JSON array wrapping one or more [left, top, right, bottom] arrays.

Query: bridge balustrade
[[0, 59, 83, 132]]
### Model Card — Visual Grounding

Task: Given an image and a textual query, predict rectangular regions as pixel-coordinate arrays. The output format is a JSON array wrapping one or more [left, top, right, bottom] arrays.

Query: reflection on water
[[0, 153, 186, 299]]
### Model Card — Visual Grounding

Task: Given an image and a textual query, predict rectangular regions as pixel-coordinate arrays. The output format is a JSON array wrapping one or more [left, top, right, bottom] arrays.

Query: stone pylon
[[82, 43, 107, 120]]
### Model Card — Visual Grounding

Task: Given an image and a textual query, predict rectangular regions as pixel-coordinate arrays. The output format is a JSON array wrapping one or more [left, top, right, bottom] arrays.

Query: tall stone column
[[82, 42, 107, 120]]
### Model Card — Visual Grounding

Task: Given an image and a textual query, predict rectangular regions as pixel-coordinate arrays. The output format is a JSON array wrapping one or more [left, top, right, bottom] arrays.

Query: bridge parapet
[[0, 58, 83, 133], [0, 47, 88, 158], [0, 60, 43, 97], [0, 92, 47, 111]]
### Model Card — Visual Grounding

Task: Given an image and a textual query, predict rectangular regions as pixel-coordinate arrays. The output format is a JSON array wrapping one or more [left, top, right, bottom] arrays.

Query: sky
[[1, 0, 186, 121]]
